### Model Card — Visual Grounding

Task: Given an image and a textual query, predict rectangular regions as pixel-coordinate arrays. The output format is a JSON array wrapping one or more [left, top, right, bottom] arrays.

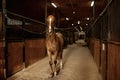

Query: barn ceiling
[[49, 0, 106, 27], [1, 0, 107, 28]]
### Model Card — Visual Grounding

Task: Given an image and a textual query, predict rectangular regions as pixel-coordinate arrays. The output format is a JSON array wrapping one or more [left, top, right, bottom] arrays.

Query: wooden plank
[[89, 38, 94, 55], [25, 38, 46, 67], [0, 42, 6, 80], [7, 42, 24, 77], [116, 45, 120, 80], [88, 38, 100, 69], [91, 39, 94, 55], [93, 39, 100, 68], [100, 42, 107, 80], [107, 43, 120, 80]]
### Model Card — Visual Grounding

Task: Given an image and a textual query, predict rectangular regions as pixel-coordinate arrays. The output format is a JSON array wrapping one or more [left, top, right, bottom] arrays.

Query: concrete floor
[[7, 43, 102, 80]]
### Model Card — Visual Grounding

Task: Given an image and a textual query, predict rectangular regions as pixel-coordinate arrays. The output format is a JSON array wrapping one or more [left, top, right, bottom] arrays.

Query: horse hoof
[[48, 73, 54, 78]]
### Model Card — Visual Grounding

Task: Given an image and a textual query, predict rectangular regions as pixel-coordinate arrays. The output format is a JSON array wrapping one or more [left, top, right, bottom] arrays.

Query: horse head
[[46, 15, 56, 33]]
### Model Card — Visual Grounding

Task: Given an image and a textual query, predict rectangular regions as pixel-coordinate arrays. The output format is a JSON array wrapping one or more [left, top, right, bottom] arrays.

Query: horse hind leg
[[60, 52, 63, 69]]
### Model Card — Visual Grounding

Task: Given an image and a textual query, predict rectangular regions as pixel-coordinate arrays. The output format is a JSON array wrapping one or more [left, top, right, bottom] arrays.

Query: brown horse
[[46, 15, 64, 77]]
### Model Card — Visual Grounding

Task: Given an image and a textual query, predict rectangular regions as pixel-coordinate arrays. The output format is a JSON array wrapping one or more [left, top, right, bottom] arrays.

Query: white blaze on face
[[60, 60, 63, 69], [49, 18, 52, 33]]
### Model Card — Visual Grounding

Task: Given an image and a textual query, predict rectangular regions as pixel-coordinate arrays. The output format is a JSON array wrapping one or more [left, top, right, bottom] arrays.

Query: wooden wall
[[93, 39, 100, 68], [5, 38, 46, 78], [89, 39, 100, 68], [25, 38, 46, 67], [107, 42, 120, 80], [89, 40, 120, 80], [0, 42, 5, 80], [7, 41, 24, 77], [87, 0, 120, 80], [0, 11, 6, 80], [100, 41, 107, 80], [0, 12, 47, 79]]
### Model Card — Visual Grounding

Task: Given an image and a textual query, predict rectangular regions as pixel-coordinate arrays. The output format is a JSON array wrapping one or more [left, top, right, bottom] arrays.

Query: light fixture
[[87, 17, 90, 20], [51, 3, 57, 8], [73, 11, 75, 14], [91, 1, 94, 7], [66, 17, 69, 21], [86, 24, 88, 26], [78, 21, 80, 24], [72, 24, 74, 26]]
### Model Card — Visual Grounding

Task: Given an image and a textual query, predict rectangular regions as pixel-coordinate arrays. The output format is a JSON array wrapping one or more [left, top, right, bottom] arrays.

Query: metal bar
[[7, 11, 46, 25], [7, 26, 46, 35], [99, 0, 113, 16]]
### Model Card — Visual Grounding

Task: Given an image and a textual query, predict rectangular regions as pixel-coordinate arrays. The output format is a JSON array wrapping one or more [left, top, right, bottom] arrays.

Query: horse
[[46, 15, 64, 77]]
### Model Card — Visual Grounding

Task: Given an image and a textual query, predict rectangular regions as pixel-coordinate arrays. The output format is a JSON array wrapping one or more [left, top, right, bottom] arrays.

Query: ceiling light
[[87, 17, 90, 20], [91, 1, 94, 7], [66, 17, 69, 21], [73, 11, 75, 14], [51, 3, 57, 8], [86, 24, 88, 26], [72, 24, 74, 26], [78, 21, 80, 24]]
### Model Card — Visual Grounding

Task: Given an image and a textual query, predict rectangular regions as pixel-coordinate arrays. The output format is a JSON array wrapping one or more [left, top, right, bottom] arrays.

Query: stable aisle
[[8, 43, 102, 80]]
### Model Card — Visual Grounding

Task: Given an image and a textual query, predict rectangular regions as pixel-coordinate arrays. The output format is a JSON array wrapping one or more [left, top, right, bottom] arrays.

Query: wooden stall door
[[7, 42, 24, 77], [0, 42, 6, 80], [25, 39, 46, 67], [93, 39, 100, 68], [107, 43, 120, 80]]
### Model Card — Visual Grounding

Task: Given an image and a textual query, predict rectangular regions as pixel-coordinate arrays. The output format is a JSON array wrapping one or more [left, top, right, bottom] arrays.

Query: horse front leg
[[53, 52, 58, 76], [54, 59, 57, 76], [48, 51, 54, 78]]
